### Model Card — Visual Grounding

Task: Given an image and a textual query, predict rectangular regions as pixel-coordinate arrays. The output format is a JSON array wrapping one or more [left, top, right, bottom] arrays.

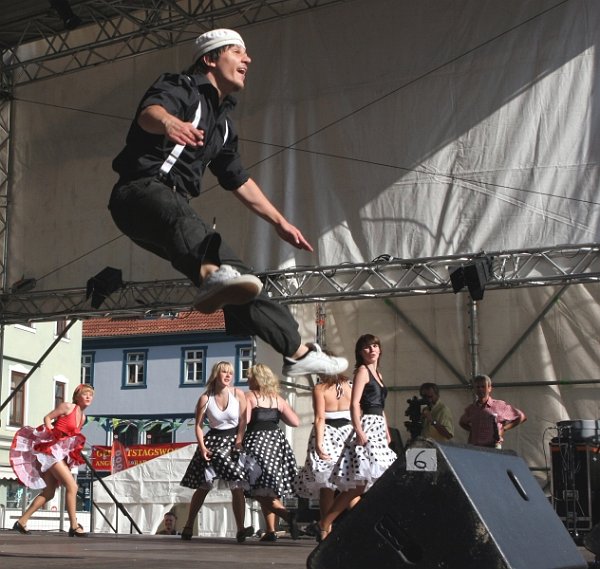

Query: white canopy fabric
[[10, 0, 599, 286], [8, 0, 600, 475]]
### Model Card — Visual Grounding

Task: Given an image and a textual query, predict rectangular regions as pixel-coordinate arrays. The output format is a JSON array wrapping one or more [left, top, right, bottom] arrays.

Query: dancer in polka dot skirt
[[180, 361, 255, 542], [317, 334, 397, 541], [294, 363, 353, 523], [243, 363, 300, 542]]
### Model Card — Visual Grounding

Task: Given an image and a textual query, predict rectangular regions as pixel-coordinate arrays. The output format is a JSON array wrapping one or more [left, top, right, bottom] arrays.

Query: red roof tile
[[83, 310, 225, 338]]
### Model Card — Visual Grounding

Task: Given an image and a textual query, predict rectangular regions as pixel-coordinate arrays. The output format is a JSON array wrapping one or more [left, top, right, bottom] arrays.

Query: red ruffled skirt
[[10, 425, 85, 489]]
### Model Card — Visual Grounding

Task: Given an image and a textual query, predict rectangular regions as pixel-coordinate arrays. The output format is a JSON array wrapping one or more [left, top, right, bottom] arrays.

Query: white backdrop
[[7, 0, 600, 473]]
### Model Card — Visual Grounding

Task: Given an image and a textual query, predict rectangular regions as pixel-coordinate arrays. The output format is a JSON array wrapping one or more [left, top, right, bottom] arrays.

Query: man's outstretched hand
[[275, 220, 314, 252]]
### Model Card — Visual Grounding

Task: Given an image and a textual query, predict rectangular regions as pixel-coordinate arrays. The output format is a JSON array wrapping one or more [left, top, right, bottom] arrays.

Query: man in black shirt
[[109, 29, 347, 377]]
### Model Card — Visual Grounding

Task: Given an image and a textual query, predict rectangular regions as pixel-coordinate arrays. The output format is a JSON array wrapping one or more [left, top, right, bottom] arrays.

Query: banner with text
[[91, 443, 191, 472]]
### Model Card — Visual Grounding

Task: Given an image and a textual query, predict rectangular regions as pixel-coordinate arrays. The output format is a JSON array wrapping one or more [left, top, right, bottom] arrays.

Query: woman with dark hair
[[317, 334, 397, 541], [294, 363, 353, 523], [180, 361, 254, 542], [10, 384, 95, 537]]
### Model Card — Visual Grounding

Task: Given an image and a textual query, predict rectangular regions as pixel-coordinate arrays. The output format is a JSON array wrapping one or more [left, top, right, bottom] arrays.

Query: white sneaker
[[282, 343, 348, 377], [194, 265, 262, 314]]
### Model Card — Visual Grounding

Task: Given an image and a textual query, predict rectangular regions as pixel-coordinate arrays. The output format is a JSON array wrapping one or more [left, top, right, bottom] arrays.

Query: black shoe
[[68, 524, 87, 538], [180, 526, 193, 541], [13, 521, 31, 535], [303, 520, 319, 538], [236, 525, 254, 543], [259, 531, 278, 542], [288, 512, 300, 540]]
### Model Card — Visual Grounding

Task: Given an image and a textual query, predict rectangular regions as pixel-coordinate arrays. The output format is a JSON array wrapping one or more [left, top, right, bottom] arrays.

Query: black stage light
[[49, 0, 83, 30], [10, 277, 37, 293], [86, 267, 123, 309]]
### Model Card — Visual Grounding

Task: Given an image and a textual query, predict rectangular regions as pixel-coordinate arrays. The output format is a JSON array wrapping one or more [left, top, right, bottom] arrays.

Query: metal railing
[[81, 452, 142, 534]]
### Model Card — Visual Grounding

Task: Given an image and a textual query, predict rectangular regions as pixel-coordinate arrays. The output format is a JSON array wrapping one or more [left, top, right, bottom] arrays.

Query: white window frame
[[123, 350, 147, 388], [182, 347, 206, 386]]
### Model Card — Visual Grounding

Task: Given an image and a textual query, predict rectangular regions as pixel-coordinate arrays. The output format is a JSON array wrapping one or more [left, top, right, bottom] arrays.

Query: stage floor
[[0, 528, 596, 569], [0, 530, 316, 569]]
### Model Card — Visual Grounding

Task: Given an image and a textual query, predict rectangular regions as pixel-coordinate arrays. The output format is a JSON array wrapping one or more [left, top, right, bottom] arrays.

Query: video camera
[[404, 396, 430, 441]]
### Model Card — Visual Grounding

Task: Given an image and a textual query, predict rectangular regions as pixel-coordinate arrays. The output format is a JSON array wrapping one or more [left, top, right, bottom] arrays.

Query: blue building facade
[[80, 311, 254, 447]]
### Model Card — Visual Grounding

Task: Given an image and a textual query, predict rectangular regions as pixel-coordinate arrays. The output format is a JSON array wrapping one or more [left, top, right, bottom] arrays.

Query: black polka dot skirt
[[180, 430, 249, 490], [243, 428, 298, 499]]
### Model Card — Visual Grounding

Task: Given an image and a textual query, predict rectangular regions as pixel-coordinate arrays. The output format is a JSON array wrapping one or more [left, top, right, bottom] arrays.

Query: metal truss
[[2, 0, 350, 87], [1, 243, 600, 324], [0, 75, 11, 293]]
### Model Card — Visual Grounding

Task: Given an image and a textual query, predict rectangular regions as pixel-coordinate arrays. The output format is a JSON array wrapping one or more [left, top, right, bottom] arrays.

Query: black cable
[[237, 139, 600, 208], [34, 234, 124, 285], [12, 97, 131, 122]]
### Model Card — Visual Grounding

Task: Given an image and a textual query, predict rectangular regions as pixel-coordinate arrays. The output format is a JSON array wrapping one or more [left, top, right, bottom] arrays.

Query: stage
[[0, 530, 316, 569], [0, 528, 596, 569]]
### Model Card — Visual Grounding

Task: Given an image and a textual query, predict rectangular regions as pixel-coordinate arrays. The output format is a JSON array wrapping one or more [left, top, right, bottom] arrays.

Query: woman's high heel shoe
[[315, 523, 329, 543], [13, 521, 31, 535], [68, 523, 87, 537]]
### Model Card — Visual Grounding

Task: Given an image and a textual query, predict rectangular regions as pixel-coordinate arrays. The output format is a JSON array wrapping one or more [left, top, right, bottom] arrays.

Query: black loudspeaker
[[448, 257, 491, 301], [307, 441, 587, 569], [463, 260, 489, 301], [449, 266, 465, 293]]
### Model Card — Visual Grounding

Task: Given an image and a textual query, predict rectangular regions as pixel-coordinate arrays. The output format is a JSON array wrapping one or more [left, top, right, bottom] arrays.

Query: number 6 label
[[406, 448, 437, 471]]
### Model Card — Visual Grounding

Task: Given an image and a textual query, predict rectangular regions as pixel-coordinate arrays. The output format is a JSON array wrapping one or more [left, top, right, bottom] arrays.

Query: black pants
[[108, 176, 302, 357]]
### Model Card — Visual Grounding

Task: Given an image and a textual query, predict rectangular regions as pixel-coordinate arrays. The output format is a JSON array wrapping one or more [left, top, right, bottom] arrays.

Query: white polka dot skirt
[[330, 415, 397, 491], [294, 422, 354, 499]]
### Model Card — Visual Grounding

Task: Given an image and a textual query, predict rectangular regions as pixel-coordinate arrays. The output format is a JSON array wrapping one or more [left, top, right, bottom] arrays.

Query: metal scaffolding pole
[[467, 298, 480, 379]]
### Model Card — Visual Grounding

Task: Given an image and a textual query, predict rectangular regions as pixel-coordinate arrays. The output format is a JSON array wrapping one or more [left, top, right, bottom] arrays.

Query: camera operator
[[419, 382, 454, 442]]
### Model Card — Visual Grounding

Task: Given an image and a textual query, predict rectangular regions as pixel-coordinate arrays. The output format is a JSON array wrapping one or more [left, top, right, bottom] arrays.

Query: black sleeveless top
[[246, 397, 281, 432], [360, 368, 387, 415]]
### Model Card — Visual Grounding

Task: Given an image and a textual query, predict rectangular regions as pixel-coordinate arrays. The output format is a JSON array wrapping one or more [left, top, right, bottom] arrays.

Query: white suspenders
[[158, 80, 230, 178], [159, 100, 202, 177]]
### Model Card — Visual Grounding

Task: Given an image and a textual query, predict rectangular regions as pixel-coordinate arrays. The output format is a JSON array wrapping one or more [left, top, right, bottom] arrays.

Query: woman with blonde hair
[[243, 363, 300, 542], [10, 383, 95, 537], [180, 361, 254, 542]]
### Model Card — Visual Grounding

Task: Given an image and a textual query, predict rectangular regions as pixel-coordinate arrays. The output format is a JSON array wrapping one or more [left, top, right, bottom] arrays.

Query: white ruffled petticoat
[[10, 425, 85, 489]]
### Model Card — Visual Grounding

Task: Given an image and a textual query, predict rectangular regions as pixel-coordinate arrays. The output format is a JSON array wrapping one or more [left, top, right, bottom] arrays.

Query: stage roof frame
[[0, 0, 351, 87], [1, 244, 599, 325]]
